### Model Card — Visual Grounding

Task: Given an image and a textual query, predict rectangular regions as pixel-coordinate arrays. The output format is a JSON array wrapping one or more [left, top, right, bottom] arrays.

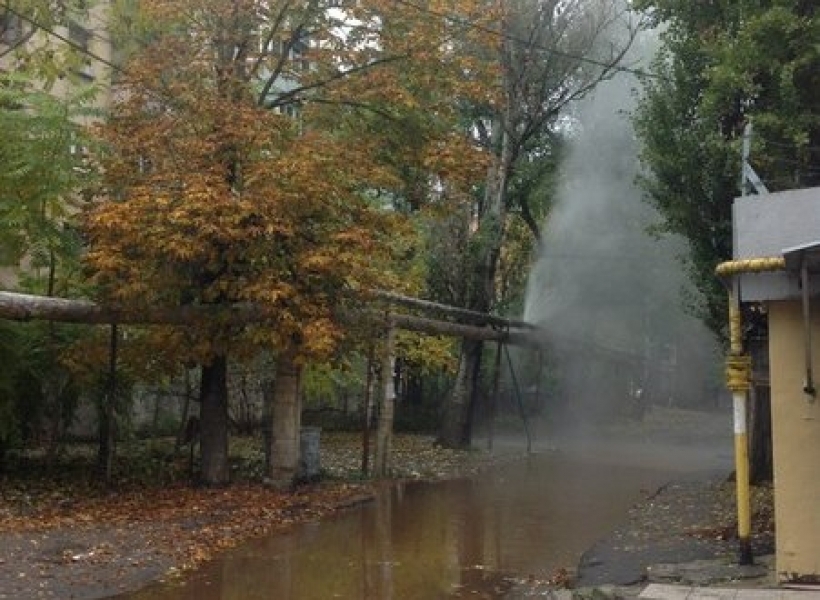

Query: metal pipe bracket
[[726, 353, 752, 392]]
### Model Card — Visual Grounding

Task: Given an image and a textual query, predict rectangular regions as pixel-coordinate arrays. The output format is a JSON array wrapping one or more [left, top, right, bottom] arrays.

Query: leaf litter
[[0, 432, 515, 599]]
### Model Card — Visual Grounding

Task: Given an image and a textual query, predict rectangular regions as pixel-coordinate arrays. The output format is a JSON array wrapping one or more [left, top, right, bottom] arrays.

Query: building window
[[68, 21, 95, 80], [261, 35, 310, 72], [0, 11, 24, 46]]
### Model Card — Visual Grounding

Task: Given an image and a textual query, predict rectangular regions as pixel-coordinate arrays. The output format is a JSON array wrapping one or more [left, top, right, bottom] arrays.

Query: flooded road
[[123, 436, 731, 600]]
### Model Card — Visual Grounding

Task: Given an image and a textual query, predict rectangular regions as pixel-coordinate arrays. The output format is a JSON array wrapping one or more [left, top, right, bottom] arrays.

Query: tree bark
[[361, 346, 375, 476], [374, 326, 396, 477], [437, 338, 484, 449], [97, 325, 118, 483], [199, 355, 230, 486], [268, 352, 302, 490]]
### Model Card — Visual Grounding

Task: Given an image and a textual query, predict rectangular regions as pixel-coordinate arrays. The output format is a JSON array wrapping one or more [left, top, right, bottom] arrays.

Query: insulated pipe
[[714, 257, 786, 277], [716, 256, 785, 565]]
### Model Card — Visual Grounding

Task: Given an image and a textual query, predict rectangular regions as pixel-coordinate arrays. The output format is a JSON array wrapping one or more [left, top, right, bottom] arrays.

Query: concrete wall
[[769, 300, 820, 582]]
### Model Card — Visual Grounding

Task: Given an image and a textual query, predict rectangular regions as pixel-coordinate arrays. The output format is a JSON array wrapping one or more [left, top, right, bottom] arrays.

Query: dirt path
[[0, 482, 377, 600], [1, 521, 174, 599]]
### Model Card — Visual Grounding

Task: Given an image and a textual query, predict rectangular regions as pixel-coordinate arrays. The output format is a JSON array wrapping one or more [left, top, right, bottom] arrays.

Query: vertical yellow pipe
[[716, 257, 786, 565], [727, 285, 754, 565], [732, 391, 753, 561]]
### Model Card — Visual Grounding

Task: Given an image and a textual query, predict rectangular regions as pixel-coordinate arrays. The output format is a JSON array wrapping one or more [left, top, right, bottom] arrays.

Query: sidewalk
[[576, 477, 772, 587], [566, 555, 820, 599], [507, 582, 820, 599], [504, 471, 817, 599], [640, 583, 820, 599], [570, 475, 787, 599]]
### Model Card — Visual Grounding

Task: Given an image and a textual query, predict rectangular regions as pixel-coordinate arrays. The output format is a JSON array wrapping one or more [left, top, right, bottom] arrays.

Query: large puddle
[[122, 435, 731, 600]]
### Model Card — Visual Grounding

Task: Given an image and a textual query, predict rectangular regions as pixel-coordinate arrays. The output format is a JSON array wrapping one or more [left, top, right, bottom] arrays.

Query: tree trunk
[[487, 341, 504, 451], [199, 354, 230, 486], [97, 397, 114, 481], [437, 121, 511, 449], [267, 352, 302, 490], [97, 325, 118, 483], [374, 326, 396, 477], [437, 338, 483, 449], [361, 346, 375, 476]]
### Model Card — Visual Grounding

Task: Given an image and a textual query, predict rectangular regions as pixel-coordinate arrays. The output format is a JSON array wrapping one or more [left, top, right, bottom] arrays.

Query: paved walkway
[[640, 583, 820, 599]]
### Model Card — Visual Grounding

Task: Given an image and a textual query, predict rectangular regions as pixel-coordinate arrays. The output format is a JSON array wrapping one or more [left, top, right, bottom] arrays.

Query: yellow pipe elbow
[[715, 257, 786, 277]]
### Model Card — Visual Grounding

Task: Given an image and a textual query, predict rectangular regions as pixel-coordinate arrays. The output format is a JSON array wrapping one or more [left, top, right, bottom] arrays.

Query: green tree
[[1, 0, 105, 86], [634, 0, 820, 339], [633, 0, 820, 481], [0, 76, 96, 294], [0, 2, 103, 463]]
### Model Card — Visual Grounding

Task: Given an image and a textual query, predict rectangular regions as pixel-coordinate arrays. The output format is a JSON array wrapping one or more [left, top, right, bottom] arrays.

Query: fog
[[522, 34, 724, 432]]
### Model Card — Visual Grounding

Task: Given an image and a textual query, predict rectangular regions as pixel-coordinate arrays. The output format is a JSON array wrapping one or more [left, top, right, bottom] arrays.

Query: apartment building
[[0, 3, 311, 289], [1, 2, 114, 92]]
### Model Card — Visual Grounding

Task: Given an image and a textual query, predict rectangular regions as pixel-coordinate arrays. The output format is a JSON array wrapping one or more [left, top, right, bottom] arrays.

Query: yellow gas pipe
[[715, 257, 785, 565]]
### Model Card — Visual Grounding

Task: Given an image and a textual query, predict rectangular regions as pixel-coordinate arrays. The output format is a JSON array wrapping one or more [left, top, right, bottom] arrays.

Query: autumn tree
[[437, 0, 640, 448], [87, 0, 497, 486]]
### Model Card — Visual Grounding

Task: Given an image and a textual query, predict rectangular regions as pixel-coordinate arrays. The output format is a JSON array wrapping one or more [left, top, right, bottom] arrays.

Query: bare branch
[[306, 97, 397, 120], [263, 54, 409, 109], [256, 23, 309, 106]]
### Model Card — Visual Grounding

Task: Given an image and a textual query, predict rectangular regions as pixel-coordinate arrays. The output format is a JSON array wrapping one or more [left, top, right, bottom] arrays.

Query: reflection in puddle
[[121, 448, 723, 599]]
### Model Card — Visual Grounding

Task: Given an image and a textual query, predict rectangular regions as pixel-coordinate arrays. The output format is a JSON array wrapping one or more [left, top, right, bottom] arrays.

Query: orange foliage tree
[[85, 0, 495, 486]]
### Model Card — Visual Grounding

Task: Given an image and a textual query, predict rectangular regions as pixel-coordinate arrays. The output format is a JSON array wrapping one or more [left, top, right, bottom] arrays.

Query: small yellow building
[[732, 187, 820, 583]]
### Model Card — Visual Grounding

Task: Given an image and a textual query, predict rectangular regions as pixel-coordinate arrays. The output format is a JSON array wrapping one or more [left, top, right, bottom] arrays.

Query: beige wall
[[769, 300, 820, 582]]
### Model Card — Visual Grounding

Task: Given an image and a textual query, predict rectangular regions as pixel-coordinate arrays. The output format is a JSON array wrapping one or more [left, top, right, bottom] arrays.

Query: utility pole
[[741, 122, 769, 196]]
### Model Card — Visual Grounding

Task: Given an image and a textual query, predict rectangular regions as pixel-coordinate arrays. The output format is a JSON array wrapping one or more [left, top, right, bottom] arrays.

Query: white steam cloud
[[523, 32, 722, 424]]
